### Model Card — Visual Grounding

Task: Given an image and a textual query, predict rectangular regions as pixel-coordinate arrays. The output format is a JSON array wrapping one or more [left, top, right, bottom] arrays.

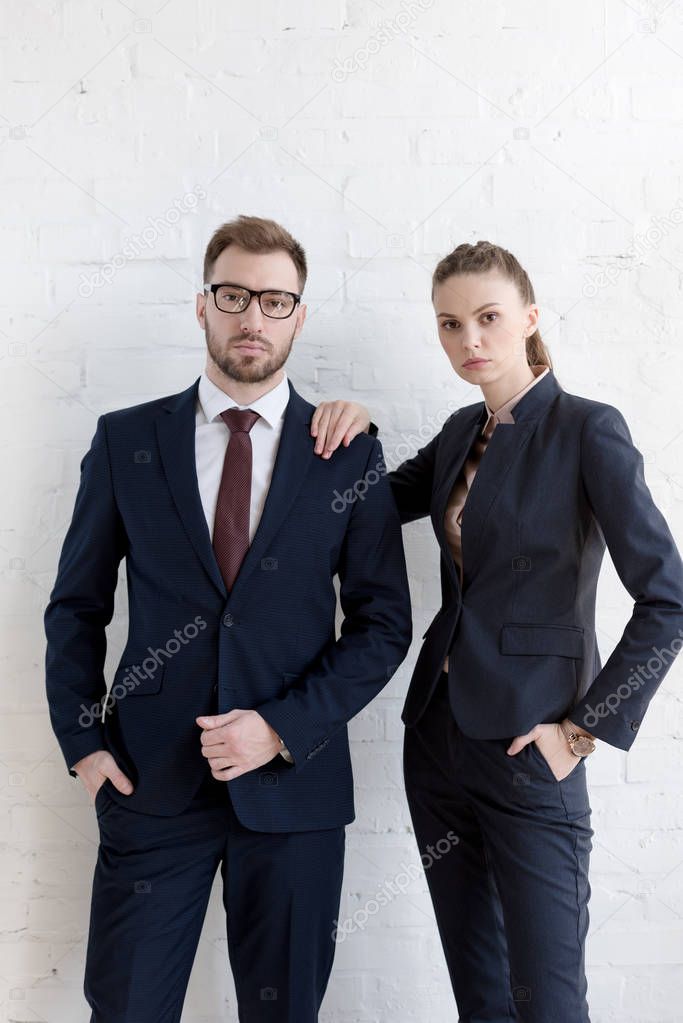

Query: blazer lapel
[[433, 369, 563, 589], [459, 419, 535, 583], [431, 408, 486, 591], [226, 381, 314, 602], [156, 376, 315, 603], [156, 377, 228, 599]]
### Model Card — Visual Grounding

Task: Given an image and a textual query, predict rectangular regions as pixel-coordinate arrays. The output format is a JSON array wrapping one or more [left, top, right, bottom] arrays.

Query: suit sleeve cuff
[[256, 698, 327, 773], [568, 700, 640, 751], [61, 728, 107, 777]]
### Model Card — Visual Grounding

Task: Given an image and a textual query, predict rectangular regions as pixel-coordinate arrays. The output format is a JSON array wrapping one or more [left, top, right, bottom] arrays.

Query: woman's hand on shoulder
[[310, 400, 371, 459]]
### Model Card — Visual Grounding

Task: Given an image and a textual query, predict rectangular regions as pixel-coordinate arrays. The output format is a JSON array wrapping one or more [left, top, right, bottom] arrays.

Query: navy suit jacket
[[383, 369, 683, 750], [44, 377, 412, 828]]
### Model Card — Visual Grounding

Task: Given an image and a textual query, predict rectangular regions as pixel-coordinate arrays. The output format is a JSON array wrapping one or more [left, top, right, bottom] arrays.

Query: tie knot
[[220, 408, 260, 434]]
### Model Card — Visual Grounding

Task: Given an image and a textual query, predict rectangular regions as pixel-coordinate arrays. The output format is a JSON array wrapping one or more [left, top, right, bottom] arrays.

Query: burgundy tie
[[212, 408, 261, 592]]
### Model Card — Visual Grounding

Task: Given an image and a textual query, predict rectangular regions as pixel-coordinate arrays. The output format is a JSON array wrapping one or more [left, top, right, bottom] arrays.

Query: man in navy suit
[[44, 215, 412, 1022]]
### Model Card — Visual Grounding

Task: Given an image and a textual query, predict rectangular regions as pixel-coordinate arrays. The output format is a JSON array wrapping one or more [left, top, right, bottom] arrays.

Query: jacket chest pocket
[[108, 660, 166, 700]]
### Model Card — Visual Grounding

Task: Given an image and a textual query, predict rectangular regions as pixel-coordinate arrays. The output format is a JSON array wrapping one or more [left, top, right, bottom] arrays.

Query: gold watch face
[[572, 736, 595, 756]]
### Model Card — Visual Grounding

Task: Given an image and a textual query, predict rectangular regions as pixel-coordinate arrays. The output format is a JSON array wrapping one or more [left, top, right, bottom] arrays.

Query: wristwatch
[[278, 737, 294, 764], [560, 723, 596, 758]]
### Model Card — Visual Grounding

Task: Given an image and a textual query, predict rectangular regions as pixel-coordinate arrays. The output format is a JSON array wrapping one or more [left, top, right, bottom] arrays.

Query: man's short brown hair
[[203, 215, 308, 293]]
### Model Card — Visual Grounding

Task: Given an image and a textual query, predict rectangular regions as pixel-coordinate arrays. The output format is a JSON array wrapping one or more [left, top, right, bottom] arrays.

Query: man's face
[[196, 244, 307, 384]]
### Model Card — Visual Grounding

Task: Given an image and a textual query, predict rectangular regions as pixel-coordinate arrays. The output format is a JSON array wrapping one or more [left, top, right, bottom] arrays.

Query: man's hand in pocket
[[72, 750, 134, 802]]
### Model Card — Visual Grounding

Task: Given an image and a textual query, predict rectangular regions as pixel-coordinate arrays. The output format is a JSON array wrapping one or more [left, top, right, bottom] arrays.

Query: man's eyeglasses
[[204, 283, 301, 320]]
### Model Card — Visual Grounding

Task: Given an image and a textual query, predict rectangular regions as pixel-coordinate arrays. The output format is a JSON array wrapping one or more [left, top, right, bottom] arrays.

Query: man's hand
[[72, 750, 134, 802], [310, 401, 371, 459], [506, 721, 591, 781], [196, 709, 283, 782]]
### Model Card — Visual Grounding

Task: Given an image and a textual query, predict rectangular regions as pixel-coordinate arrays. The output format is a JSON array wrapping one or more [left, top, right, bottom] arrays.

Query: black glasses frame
[[204, 282, 302, 319]]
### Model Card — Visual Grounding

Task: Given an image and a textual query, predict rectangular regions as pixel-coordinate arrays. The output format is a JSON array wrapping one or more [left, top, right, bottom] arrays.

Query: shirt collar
[[485, 364, 550, 425], [197, 369, 290, 430]]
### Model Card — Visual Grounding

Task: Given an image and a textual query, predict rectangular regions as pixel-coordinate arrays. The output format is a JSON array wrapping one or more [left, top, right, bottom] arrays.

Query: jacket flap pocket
[[500, 623, 583, 658], [111, 661, 165, 696]]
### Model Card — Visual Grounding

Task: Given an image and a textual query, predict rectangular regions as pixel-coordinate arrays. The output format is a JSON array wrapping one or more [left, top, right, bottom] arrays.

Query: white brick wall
[[3, 0, 683, 1019]]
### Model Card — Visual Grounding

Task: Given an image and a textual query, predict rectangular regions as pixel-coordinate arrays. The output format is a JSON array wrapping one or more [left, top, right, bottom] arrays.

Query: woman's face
[[433, 269, 538, 384]]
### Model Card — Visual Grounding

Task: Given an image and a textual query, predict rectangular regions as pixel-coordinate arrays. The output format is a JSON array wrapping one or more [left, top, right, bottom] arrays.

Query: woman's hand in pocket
[[507, 723, 583, 781]]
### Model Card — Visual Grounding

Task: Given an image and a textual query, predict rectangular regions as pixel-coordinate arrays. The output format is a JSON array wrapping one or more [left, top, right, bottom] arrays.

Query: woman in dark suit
[[312, 240, 683, 1022]]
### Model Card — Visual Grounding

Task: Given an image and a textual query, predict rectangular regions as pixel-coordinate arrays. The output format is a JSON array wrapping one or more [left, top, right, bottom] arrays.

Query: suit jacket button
[[630, 720, 640, 731]]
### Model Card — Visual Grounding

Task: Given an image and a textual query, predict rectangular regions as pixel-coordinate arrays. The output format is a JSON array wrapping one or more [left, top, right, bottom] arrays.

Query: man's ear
[[196, 291, 206, 328], [293, 302, 307, 340]]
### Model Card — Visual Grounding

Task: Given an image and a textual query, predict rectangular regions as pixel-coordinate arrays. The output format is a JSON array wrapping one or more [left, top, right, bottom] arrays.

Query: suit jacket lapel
[[459, 419, 535, 582], [431, 408, 486, 591], [226, 381, 314, 602], [156, 376, 314, 603], [433, 369, 563, 589], [156, 377, 227, 599]]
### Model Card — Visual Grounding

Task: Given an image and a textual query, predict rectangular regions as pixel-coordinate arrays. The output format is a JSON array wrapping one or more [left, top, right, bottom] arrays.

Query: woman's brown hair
[[203, 215, 308, 293], [431, 241, 552, 369]]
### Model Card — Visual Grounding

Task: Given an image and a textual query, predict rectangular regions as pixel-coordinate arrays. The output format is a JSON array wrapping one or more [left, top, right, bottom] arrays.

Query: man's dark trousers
[[403, 670, 594, 1023], [85, 774, 345, 1023]]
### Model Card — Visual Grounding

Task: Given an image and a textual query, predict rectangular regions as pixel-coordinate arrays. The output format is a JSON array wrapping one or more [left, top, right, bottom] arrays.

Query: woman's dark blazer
[[380, 368, 683, 751]]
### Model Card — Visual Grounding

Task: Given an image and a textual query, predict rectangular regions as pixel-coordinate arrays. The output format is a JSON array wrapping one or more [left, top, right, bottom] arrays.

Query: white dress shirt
[[194, 370, 290, 544], [195, 369, 294, 760]]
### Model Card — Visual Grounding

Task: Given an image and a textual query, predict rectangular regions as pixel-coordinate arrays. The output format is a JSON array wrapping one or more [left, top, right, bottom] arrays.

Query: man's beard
[[205, 322, 295, 384]]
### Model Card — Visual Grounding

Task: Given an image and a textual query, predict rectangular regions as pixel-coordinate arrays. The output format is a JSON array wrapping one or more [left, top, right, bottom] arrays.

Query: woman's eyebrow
[[437, 302, 502, 318]]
